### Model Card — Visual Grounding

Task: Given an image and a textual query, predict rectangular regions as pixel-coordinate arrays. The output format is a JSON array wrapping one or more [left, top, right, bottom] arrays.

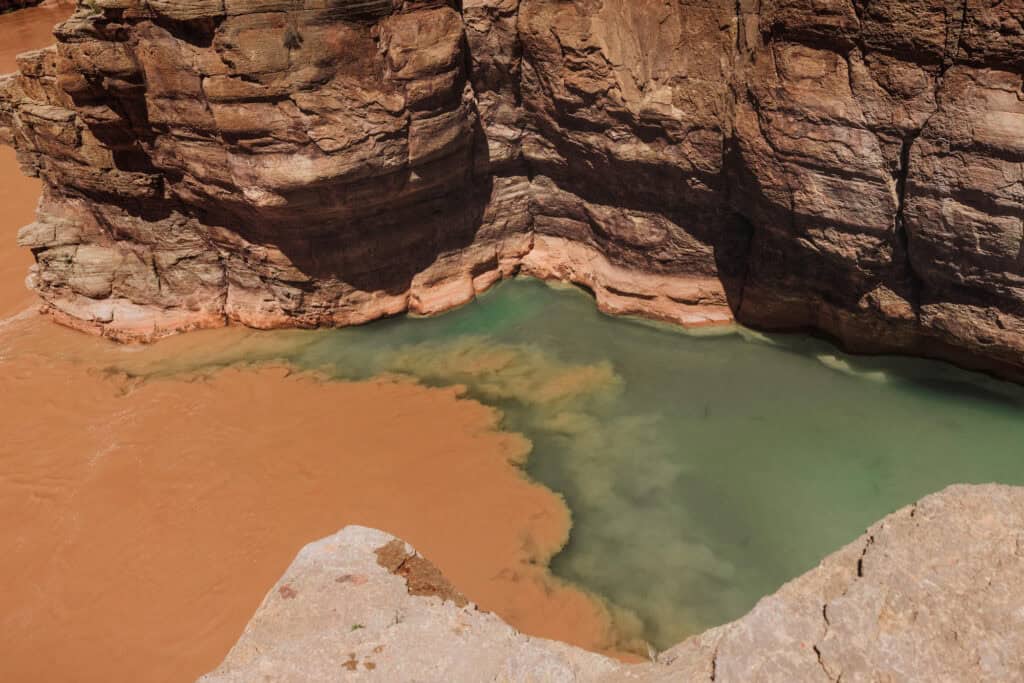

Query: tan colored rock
[[200, 485, 1024, 682]]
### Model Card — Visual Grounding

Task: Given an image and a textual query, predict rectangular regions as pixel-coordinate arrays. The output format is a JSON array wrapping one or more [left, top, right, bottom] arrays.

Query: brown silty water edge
[[0, 9, 640, 683]]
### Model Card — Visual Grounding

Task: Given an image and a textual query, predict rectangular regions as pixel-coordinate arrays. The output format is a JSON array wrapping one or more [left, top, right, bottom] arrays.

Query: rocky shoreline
[[0, 0, 1021, 378], [200, 484, 1024, 682]]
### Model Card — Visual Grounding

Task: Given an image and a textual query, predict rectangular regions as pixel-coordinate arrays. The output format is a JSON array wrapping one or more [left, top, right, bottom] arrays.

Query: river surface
[[0, 4, 72, 318], [0, 8, 609, 682], [1, 317, 609, 682], [4, 6, 1024, 682], [95, 277, 1024, 652]]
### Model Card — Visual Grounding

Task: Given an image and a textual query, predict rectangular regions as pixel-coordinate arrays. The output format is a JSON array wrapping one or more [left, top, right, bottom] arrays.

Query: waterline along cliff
[[0, 0, 1021, 378]]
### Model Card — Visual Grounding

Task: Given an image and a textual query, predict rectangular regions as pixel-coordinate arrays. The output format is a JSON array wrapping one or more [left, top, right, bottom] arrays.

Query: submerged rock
[[0, 0, 1023, 379], [200, 484, 1024, 682]]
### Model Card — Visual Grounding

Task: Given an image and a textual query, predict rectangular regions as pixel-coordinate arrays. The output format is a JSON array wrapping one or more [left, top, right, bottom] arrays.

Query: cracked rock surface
[[199, 484, 1024, 682], [0, 0, 1022, 378]]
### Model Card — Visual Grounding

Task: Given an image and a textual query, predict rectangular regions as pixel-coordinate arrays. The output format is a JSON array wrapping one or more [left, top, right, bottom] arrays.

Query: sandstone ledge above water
[[200, 484, 1024, 682]]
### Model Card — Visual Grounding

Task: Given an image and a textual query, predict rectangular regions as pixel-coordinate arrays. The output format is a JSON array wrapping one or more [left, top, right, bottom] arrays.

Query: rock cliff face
[[0, 0, 1022, 376], [199, 485, 1024, 682]]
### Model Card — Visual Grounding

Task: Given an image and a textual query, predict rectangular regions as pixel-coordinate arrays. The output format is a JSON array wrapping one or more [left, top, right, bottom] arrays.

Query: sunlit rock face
[[1, 0, 1022, 377], [199, 485, 1024, 682], [0, 0, 502, 338], [730, 0, 1024, 377]]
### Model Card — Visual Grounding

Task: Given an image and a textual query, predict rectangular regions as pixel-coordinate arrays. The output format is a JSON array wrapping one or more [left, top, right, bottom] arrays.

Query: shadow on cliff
[[197, 131, 495, 299], [713, 211, 756, 319]]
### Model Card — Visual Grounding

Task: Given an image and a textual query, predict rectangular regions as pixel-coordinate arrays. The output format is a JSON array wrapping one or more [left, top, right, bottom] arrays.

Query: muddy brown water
[[0, 144, 37, 318], [0, 5, 78, 317], [0, 8, 626, 682]]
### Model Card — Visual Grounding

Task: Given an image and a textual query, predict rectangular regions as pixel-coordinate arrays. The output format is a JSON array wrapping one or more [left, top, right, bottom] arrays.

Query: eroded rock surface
[[199, 484, 1024, 682], [0, 0, 1022, 377]]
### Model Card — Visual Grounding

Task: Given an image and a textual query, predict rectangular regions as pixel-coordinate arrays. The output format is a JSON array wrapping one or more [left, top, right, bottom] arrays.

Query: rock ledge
[[200, 484, 1024, 682]]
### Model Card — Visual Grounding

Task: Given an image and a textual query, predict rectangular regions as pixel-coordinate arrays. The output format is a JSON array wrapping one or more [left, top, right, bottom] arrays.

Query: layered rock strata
[[0, 0, 1022, 377], [200, 484, 1024, 682]]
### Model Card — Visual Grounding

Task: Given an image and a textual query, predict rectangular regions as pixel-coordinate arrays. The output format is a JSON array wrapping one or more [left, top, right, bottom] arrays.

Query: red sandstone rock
[[0, 0, 1022, 378]]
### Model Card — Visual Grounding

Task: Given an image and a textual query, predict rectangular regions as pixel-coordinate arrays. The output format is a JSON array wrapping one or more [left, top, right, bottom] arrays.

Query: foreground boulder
[[200, 484, 1024, 682], [0, 0, 1022, 379]]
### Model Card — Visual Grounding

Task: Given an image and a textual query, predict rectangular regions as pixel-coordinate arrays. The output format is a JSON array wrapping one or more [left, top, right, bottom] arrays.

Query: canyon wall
[[0, 0, 1022, 376]]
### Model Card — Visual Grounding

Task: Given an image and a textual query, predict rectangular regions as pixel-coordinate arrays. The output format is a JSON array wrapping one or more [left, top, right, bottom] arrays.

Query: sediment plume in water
[[0, 10, 633, 681], [0, 317, 632, 682]]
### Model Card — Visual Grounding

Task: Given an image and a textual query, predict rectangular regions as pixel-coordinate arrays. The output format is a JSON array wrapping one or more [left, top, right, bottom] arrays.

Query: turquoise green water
[[110, 279, 1024, 650]]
